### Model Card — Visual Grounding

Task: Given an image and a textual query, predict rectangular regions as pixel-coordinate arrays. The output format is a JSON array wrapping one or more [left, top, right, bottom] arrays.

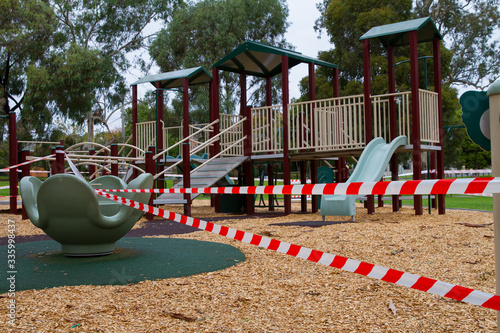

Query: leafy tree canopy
[[149, 0, 290, 123], [5, 0, 182, 141], [308, 0, 498, 168], [0, 0, 57, 139]]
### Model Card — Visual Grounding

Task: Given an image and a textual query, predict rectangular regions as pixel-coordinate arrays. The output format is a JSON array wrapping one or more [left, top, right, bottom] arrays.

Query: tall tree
[[314, 0, 499, 92], [414, 0, 500, 89], [149, 0, 290, 123], [21, 0, 182, 140], [0, 0, 57, 140], [310, 0, 499, 168]]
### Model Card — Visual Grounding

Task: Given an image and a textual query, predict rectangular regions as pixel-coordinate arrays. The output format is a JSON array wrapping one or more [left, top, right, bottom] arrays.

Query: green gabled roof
[[360, 17, 443, 47], [212, 41, 338, 77], [131, 67, 212, 89]]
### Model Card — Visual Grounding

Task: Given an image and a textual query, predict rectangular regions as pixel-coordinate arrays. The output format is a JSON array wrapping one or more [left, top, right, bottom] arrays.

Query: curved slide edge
[[320, 135, 407, 218]]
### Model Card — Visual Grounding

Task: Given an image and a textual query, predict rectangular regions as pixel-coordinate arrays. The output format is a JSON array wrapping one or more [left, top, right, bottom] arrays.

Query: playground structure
[[6, 17, 446, 219], [4, 16, 500, 328]]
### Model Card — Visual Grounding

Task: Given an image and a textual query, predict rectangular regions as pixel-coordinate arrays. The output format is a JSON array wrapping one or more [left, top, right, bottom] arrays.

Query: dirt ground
[[0, 199, 498, 332]]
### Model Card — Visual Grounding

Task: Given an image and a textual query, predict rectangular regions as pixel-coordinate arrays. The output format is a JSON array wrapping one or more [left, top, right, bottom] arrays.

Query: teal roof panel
[[212, 41, 338, 77], [131, 67, 212, 88], [359, 17, 443, 47]]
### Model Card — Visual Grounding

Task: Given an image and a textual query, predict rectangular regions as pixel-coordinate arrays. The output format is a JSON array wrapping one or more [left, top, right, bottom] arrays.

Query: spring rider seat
[[20, 173, 153, 256]]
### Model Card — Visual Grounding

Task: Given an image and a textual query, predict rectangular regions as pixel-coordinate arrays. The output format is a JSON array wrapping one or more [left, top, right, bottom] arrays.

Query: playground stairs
[[153, 156, 249, 205]]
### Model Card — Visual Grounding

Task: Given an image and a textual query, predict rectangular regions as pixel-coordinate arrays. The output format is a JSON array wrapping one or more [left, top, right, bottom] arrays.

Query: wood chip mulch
[[0, 201, 497, 332]]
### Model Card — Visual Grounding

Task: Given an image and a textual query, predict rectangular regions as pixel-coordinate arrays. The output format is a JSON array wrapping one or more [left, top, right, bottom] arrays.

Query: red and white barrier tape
[[0, 154, 55, 172], [99, 177, 500, 196], [94, 190, 500, 311]]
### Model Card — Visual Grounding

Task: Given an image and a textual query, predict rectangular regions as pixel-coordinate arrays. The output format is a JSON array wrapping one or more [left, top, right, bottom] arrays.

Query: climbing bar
[[0, 154, 55, 171], [99, 177, 500, 196], [95, 190, 500, 311]]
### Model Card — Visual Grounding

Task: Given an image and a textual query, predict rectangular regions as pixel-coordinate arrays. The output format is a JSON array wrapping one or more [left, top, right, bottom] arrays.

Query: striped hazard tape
[[0, 154, 55, 172], [95, 190, 500, 311], [100, 177, 500, 196]]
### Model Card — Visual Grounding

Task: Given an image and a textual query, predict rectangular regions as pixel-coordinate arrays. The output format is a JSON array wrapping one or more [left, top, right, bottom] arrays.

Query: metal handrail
[[153, 117, 246, 180], [153, 119, 219, 160], [65, 142, 111, 153]]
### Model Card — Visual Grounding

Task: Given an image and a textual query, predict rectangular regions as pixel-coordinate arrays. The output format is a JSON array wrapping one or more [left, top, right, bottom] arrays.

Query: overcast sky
[[284, 0, 332, 99]]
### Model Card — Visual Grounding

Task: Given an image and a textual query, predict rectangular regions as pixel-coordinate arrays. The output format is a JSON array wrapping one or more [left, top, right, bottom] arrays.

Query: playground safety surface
[[0, 200, 497, 332]]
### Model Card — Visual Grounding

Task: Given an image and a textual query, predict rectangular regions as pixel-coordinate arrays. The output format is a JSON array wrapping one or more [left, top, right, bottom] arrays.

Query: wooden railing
[[371, 92, 411, 143], [220, 114, 244, 156], [251, 105, 283, 153], [419, 89, 440, 144], [136, 89, 440, 159], [287, 95, 365, 152], [136, 121, 156, 154]]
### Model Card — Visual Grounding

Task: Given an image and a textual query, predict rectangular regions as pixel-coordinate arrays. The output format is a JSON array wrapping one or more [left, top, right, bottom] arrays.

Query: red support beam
[[388, 46, 400, 212], [21, 149, 30, 219], [155, 81, 165, 190], [433, 38, 445, 214], [88, 149, 96, 180], [156, 81, 164, 153], [362, 39, 373, 144], [132, 84, 138, 179], [240, 71, 246, 116], [211, 67, 221, 212], [132, 85, 138, 153], [8, 112, 18, 214], [111, 144, 119, 176], [182, 77, 191, 216], [145, 149, 155, 220], [55, 147, 65, 175], [282, 56, 291, 215], [310, 63, 319, 213], [243, 105, 254, 214], [410, 30, 423, 215], [362, 39, 375, 214], [265, 76, 275, 211], [211, 67, 221, 156]]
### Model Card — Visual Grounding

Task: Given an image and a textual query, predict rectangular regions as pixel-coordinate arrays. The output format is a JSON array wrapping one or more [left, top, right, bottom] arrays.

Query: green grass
[[399, 194, 493, 211], [0, 180, 10, 196]]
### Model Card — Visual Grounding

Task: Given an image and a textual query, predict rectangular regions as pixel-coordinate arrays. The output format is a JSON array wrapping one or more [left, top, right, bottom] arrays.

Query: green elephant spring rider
[[20, 173, 153, 256]]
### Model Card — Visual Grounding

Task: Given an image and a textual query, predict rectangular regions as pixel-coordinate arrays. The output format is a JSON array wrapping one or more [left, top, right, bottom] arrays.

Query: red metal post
[[155, 81, 165, 190], [362, 39, 373, 144], [362, 39, 375, 214], [111, 144, 118, 176], [240, 71, 246, 116], [8, 112, 18, 214], [282, 56, 291, 215], [309, 62, 318, 213], [410, 30, 423, 215], [132, 84, 138, 179], [21, 149, 30, 219], [433, 38, 445, 214], [88, 149, 96, 180], [212, 67, 221, 212], [55, 147, 65, 175], [266, 75, 275, 211], [182, 77, 191, 216], [145, 150, 155, 220], [243, 105, 254, 214], [388, 46, 400, 212]]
